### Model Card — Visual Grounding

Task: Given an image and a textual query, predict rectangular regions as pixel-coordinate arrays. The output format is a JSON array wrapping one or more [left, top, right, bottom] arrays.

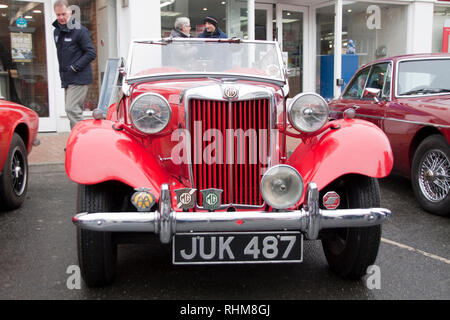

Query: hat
[[203, 16, 218, 27]]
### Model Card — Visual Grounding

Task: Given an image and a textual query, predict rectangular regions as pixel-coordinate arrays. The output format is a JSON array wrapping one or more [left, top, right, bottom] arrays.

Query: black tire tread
[[0, 133, 28, 210], [322, 175, 382, 280], [77, 184, 117, 287]]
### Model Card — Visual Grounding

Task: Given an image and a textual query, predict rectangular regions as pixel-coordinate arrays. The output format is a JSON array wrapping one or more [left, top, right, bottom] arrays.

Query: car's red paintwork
[[287, 118, 393, 204], [65, 78, 393, 210], [0, 99, 39, 172], [329, 53, 450, 178]]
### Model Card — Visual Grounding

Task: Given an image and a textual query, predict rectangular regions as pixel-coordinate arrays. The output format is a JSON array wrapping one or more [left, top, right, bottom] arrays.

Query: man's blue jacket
[[53, 19, 96, 89]]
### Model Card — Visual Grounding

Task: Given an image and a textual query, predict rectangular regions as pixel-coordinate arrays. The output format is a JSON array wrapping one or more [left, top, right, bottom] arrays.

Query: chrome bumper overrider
[[72, 183, 391, 243]]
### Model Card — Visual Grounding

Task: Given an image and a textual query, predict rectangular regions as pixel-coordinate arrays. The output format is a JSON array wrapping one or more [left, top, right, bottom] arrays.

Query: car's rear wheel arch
[[13, 123, 30, 150]]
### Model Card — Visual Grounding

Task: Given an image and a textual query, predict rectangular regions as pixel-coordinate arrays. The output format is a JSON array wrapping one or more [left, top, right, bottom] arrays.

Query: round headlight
[[261, 165, 304, 209], [130, 93, 172, 134], [288, 93, 329, 133]]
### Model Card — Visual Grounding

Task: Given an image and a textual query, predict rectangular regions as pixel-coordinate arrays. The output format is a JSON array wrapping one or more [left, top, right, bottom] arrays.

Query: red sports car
[[329, 53, 450, 216], [67, 39, 393, 286], [0, 98, 39, 210]]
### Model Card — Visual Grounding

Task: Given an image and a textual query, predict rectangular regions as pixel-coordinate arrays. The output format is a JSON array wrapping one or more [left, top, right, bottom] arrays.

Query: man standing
[[198, 16, 228, 38], [53, 0, 96, 129]]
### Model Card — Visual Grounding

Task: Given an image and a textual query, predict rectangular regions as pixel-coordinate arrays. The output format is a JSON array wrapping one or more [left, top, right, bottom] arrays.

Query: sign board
[[11, 32, 32, 63]]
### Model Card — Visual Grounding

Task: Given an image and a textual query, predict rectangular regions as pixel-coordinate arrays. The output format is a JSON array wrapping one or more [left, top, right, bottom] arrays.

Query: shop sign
[[11, 33, 33, 63], [16, 17, 28, 29]]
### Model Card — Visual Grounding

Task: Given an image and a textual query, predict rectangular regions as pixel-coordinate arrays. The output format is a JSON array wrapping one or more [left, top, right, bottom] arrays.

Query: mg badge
[[201, 189, 223, 211], [175, 188, 197, 210], [323, 191, 340, 210], [223, 86, 238, 100]]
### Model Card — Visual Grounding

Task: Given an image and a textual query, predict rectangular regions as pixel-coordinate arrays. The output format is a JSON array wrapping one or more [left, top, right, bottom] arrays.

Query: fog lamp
[[260, 165, 304, 209]]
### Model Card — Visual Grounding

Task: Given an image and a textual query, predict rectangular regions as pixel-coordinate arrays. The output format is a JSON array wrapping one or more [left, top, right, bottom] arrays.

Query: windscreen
[[127, 40, 285, 83]]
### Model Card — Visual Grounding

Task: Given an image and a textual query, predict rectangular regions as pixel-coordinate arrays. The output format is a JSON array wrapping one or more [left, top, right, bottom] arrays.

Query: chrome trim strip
[[73, 183, 392, 242], [333, 111, 450, 129]]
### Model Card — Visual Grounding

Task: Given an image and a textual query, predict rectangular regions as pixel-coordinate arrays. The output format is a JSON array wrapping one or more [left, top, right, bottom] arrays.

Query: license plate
[[173, 231, 303, 264]]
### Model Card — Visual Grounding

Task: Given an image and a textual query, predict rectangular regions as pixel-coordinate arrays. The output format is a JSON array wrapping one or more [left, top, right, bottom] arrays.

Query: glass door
[[0, 0, 56, 131], [255, 3, 273, 41], [276, 4, 308, 96]]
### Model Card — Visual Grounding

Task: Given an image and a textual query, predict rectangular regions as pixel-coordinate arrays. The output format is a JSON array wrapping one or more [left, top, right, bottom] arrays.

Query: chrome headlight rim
[[130, 92, 172, 134], [260, 164, 304, 210], [288, 92, 329, 133]]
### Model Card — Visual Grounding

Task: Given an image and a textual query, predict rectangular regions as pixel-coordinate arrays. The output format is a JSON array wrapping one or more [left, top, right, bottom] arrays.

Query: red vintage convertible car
[[67, 39, 393, 286], [0, 98, 39, 210], [329, 54, 450, 216]]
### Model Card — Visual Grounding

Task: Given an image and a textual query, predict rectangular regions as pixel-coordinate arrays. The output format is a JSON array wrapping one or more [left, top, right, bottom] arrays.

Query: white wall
[[407, 1, 434, 53], [116, 0, 161, 59]]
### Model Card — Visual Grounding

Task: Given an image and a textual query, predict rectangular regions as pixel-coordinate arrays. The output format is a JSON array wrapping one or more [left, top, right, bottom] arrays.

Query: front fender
[[65, 120, 183, 199], [287, 119, 393, 201]]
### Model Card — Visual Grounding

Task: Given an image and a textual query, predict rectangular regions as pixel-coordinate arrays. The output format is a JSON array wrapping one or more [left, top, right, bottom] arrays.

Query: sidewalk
[[28, 132, 70, 165]]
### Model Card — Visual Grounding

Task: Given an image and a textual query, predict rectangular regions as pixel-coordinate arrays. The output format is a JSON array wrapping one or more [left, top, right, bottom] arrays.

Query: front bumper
[[72, 183, 391, 243]]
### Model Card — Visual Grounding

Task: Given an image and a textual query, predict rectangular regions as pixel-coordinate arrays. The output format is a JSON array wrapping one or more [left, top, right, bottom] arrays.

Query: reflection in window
[[342, 2, 407, 67], [161, 0, 248, 38], [432, 6, 450, 53], [343, 68, 369, 99], [397, 59, 450, 96]]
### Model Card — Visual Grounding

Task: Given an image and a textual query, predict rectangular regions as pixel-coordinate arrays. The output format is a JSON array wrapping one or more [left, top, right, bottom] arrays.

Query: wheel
[[77, 184, 118, 287], [0, 133, 28, 210], [321, 175, 382, 280], [411, 135, 450, 216]]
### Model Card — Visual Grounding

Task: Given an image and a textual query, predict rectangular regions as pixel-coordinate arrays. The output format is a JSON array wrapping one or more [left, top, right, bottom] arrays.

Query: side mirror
[[364, 88, 381, 103]]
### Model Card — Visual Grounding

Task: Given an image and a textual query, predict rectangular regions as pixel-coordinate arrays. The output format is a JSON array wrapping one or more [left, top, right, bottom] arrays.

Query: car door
[[331, 62, 392, 129]]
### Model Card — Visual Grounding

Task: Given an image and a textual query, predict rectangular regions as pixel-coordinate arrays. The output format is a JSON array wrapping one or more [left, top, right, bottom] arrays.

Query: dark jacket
[[53, 19, 96, 88], [198, 27, 228, 39], [170, 28, 190, 38]]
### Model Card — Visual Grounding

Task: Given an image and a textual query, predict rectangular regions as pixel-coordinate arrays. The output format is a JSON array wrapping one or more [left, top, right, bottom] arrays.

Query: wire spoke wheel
[[418, 149, 450, 202]]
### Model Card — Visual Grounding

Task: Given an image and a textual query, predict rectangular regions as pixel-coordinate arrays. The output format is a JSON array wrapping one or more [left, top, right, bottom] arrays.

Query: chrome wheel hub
[[10, 147, 27, 196], [418, 150, 450, 202]]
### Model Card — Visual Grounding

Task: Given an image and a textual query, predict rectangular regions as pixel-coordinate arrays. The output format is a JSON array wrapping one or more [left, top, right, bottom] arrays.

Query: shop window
[[432, 6, 450, 53], [0, 1, 49, 116], [342, 2, 407, 67], [161, 0, 248, 38]]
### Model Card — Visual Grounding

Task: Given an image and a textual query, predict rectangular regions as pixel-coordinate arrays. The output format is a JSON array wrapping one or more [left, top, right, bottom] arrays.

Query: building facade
[[0, 0, 449, 132]]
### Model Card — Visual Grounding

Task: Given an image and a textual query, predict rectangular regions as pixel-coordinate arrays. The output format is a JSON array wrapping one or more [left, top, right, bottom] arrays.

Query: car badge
[[323, 191, 340, 210], [175, 188, 197, 210], [201, 189, 223, 211], [223, 86, 238, 100], [131, 188, 155, 212]]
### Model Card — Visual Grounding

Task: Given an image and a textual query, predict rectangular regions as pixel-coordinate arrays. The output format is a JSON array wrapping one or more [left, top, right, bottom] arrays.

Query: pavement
[[29, 132, 70, 165]]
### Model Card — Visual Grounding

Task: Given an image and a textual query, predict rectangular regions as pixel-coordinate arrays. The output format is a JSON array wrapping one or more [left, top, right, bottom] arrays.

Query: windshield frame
[[124, 38, 287, 86]]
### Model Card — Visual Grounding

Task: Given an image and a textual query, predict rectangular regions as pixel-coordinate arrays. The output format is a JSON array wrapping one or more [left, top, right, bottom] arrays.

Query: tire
[[77, 184, 118, 287], [0, 133, 28, 210], [321, 175, 382, 280], [411, 135, 450, 216]]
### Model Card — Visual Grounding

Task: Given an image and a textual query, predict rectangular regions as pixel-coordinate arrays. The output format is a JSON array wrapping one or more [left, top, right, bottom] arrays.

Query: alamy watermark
[[365, 265, 381, 290], [66, 265, 81, 290]]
